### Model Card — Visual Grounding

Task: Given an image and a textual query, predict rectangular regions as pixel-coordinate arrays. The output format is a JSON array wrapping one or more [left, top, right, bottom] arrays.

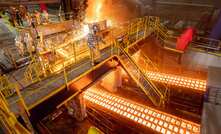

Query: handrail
[[116, 42, 165, 106], [154, 20, 221, 53], [8, 43, 114, 108], [3, 16, 167, 107], [0, 15, 214, 134], [0, 75, 15, 98], [119, 43, 164, 96], [24, 58, 43, 83], [0, 102, 30, 134], [116, 16, 169, 106], [133, 49, 169, 98], [2, 15, 215, 114]]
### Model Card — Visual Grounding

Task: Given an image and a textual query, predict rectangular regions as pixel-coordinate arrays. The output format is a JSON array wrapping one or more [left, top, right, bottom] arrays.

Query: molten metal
[[84, 88, 200, 134]]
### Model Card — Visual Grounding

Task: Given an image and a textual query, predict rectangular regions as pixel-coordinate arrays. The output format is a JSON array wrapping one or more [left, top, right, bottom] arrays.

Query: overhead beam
[[0, 0, 60, 7], [156, 1, 214, 8]]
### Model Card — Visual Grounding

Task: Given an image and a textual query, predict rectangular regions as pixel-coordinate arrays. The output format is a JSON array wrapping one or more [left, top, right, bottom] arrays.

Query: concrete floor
[[140, 37, 208, 79], [201, 67, 221, 134], [42, 111, 92, 134]]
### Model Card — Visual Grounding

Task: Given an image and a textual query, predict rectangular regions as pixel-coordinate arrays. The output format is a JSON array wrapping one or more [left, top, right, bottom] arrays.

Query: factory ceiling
[[0, 0, 60, 6]]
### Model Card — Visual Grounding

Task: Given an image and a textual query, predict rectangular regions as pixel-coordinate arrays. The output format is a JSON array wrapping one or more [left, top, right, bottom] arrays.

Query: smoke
[[85, 0, 141, 24]]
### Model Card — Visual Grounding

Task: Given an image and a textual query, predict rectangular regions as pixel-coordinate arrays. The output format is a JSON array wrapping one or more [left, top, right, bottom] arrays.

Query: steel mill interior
[[0, 0, 221, 134]]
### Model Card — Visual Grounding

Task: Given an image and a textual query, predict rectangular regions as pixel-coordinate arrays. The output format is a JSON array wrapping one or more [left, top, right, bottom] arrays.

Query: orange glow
[[146, 71, 207, 91], [95, 0, 102, 21], [85, 0, 105, 22], [56, 49, 69, 58], [85, 0, 114, 26], [84, 88, 200, 134], [131, 51, 206, 91]]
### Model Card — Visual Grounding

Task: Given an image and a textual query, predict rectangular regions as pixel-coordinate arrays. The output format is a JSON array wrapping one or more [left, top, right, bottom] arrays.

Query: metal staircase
[[0, 93, 31, 134], [0, 108, 30, 134], [117, 46, 166, 106], [113, 16, 169, 106]]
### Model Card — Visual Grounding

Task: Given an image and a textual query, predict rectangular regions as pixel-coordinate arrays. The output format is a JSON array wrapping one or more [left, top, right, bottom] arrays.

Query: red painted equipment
[[40, 3, 47, 12], [176, 28, 195, 51]]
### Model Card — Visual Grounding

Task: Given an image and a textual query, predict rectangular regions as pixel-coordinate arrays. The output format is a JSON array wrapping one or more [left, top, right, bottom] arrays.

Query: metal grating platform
[[7, 47, 113, 115], [201, 67, 221, 134]]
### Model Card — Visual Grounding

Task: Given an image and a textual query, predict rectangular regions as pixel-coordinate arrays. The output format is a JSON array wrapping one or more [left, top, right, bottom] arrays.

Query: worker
[[88, 33, 97, 65], [34, 10, 41, 25], [92, 24, 100, 33], [87, 28, 101, 65], [15, 8, 23, 26], [8, 7, 17, 26], [25, 12, 32, 26], [18, 5, 27, 25], [23, 32, 34, 55], [42, 10, 49, 24], [15, 35, 24, 56], [40, 3, 49, 23], [36, 32, 45, 52]]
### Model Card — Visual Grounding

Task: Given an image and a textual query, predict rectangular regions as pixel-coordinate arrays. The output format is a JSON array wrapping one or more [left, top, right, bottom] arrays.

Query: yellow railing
[[133, 50, 170, 100], [116, 49, 165, 106], [151, 18, 221, 56], [24, 58, 45, 83], [0, 108, 31, 134], [0, 15, 212, 133], [0, 75, 15, 98], [2, 16, 168, 106], [0, 74, 33, 132], [116, 16, 169, 106], [0, 89, 31, 134], [0, 16, 173, 115]]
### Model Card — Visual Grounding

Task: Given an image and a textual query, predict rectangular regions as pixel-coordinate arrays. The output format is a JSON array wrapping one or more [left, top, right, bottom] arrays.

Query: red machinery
[[176, 28, 195, 51]]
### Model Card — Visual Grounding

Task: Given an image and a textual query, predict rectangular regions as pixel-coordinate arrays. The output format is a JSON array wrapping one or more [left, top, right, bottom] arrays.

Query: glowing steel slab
[[84, 88, 200, 134], [145, 71, 206, 92]]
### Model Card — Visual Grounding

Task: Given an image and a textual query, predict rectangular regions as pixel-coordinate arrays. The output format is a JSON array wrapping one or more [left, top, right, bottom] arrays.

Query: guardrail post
[[73, 42, 76, 63], [17, 101, 35, 133], [14, 85, 30, 116], [63, 63, 69, 90], [136, 20, 140, 41], [111, 39, 114, 56], [89, 47, 94, 65], [14, 85, 35, 133], [144, 17, 148, 38]]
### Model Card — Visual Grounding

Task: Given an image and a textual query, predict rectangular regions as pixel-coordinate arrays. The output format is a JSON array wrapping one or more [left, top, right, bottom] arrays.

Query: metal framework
[[0, 16, 210, 131], [114, 16, 170, 106], [0, 91, 31, 134], [0, 75, 15, 98]]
